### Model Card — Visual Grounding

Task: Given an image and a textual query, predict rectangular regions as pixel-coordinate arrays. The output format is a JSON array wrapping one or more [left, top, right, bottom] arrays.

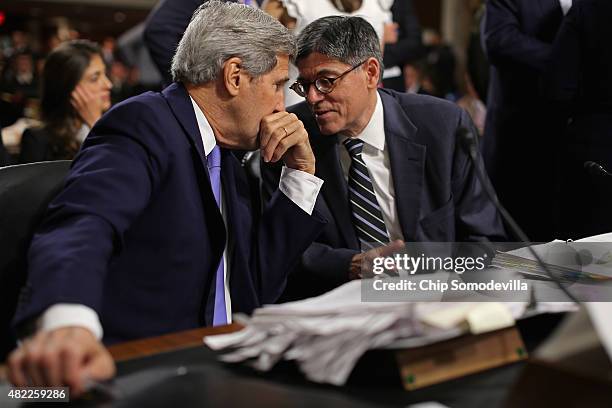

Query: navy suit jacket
[[263, 89, 506, 292], [547, 0, 612, 116], [13, 82, 326, 343], [481, 0, 566, 241], [546, 0, 612, 238]]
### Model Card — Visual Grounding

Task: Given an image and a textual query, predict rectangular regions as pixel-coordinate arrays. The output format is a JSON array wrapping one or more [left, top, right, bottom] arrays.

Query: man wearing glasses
[[263, 16, 506, 299]]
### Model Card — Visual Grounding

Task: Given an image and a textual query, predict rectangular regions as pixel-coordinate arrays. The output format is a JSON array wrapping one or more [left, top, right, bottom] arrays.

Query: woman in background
[[19, 40, 111, 163]]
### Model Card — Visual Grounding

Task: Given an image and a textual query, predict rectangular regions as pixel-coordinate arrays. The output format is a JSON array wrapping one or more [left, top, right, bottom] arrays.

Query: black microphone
[[457, 127, 578, 303], [584, 161, 612, 178]]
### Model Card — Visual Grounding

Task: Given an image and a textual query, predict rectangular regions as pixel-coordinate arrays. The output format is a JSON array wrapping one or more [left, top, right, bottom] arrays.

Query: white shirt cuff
[[38, 304, 103, 340], [279, 166, 323, 215]]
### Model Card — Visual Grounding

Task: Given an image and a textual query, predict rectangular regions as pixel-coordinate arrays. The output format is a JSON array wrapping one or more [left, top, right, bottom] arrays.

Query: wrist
[[349, 253, 363, 280]]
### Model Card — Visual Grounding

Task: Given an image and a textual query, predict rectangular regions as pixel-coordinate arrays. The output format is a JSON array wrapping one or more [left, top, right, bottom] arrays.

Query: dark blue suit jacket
[[481, 0, 566, 241], [13, 82, 326, 343], [546, 0, 612, 238], [263, 89, 506, 294]]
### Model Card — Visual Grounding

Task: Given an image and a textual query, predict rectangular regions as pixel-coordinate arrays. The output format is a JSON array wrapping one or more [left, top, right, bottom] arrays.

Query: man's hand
[[349, 240, 405, 279], [259, 112, 315, 175], [7, 327, 115, 398], [71, 85, 103, 128]]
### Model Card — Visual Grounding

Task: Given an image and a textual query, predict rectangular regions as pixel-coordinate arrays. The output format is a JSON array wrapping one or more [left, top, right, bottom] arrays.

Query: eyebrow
[[297, 69, 343, 81], [276, 76, 290, 84]]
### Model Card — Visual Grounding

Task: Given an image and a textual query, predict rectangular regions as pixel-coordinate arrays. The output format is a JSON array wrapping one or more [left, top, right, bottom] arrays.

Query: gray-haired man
[[8, 1, 326, 394], [263, 16, 506, 299]]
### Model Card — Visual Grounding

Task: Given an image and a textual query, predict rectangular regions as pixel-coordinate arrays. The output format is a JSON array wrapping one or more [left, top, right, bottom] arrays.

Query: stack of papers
[[204, 279, 543, 386]]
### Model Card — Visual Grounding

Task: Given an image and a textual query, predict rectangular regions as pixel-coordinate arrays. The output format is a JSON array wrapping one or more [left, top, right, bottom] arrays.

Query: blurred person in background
[[1, 52, 39, 98], [402, 61, 427, 95], [0, 52, 40, 125], [547, 0, 612, 238], [109, 60, 131, 104], [19, 40, 111, 163], [381, 0, 423, 92], [481, 0, 569, 241], [420, 29, 458, 101], [101, 37, 116, 67]]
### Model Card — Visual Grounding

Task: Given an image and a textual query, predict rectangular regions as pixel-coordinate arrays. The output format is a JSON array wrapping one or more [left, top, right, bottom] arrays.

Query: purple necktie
[[208, 146, 227, 326]]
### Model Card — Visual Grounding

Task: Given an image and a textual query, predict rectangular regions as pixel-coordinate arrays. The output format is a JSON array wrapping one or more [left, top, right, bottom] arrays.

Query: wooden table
[[108, 323, 243, 362]]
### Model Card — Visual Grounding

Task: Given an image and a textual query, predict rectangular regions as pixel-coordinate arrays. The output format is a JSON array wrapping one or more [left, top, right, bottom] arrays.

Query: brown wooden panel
[[108, 323, 244, 362]]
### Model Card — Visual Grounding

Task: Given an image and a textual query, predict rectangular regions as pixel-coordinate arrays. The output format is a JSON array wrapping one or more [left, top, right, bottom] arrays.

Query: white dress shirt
[[559, 0, 573, 15], [75, 124, 90, 143], [338, 92, 405, 243], [38, 97, 324, 339]]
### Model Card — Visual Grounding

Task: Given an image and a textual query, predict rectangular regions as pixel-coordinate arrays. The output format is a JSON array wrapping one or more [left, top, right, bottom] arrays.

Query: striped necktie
[[207, 145, 227, 326], [343, 138, 390, 249]]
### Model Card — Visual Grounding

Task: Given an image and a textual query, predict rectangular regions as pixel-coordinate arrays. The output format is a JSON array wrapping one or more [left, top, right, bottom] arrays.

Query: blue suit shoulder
[[380, 88, 463, 122], [86, 90, 173, 165], [379, 88, 468, 143]]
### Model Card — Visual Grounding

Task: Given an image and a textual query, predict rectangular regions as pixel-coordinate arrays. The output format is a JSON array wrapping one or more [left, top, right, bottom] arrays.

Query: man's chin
[[315, 120, 339, 136]]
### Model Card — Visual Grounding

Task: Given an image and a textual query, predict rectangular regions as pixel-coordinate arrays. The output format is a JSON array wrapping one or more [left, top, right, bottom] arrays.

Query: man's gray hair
[[171, 1, 296, 84], [296, 16, 383, 70]]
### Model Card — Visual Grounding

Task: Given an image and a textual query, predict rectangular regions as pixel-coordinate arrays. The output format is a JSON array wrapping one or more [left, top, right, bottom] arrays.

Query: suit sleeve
[[300, 241, 358, 285], [453, 109, 507, 241], [383, 0, 423, 68], [261, 159, 356, 289], [143, 0, 206, 84], [255, 188, 328, 304], [483, 0, 553, 71], [13, 101, 169, 327]]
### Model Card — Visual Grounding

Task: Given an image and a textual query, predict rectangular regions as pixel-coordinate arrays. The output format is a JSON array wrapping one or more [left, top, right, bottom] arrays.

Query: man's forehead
[[272, 54, 290, 74]]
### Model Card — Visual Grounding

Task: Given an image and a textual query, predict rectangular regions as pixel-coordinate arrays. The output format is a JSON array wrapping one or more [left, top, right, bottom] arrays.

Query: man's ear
[[364, 57, 381, 89], [222, 57, 243, 96]]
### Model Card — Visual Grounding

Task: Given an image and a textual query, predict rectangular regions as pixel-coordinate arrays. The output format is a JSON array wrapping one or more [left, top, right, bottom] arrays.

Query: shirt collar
[[189, 95, 217, 156], [559, 0, 572, 15], [340, 91, 385, 151]]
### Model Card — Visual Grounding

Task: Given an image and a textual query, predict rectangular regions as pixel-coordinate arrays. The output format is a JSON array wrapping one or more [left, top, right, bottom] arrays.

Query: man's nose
[[273, 91, 285, 113], [305, 84, 325, 105]]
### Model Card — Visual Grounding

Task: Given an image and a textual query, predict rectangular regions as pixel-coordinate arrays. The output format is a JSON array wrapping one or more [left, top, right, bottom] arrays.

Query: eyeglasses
[[290, 60, 367, 97]]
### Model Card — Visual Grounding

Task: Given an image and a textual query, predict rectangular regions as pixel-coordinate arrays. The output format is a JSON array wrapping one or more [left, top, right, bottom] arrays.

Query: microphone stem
[[465, 136, 579, 304]]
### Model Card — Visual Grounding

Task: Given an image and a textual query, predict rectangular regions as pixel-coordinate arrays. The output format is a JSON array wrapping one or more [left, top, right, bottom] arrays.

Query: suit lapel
[[162, 83, 226, 325], [379, 90, 426, 242], [312, 133, 359, 249], [163, 83, 208, 171]]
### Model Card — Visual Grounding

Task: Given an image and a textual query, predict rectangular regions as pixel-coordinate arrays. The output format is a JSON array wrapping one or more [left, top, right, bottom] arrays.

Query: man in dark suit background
[[8, 1, 325, 394], [481, 0, 570, 241], [263, 16, 506, 298], [547, 0, 612, 238]]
